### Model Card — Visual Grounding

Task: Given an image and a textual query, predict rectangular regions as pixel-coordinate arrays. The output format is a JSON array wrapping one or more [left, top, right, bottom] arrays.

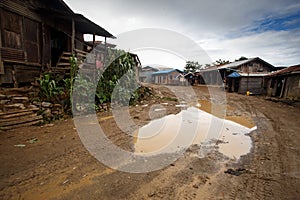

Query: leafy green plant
[[39, 73, 64, 102], [95, 50, 138, 105]]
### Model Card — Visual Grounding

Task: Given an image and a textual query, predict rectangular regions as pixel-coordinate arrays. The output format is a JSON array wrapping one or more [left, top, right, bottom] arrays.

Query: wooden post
[[12, 66, 18, 88], [0, 21, 3, 75], [104, 36, 107, 67], [71, 18, 75, 55], [41, 23, 45, 71], [93, 33, 95, 48]]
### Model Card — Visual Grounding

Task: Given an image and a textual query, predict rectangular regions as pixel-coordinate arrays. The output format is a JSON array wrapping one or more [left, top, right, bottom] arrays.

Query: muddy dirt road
[[0, 84, 299, 199]]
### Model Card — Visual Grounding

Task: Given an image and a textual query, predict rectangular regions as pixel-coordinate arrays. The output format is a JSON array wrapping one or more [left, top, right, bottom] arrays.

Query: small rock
[[53, 104, 62, 108], [52, 110, 62, 115], [224, 168, 247, 176], [28, 104, 39, 111], [4, 103, 26, 110], [148, 192, 156, 197], [43, 108, 52, 118], [192, 184, 199, 189], [12, 96, 29, 103], [33, 101, 42, 107], [0, 94, 6, 100], [0, 100, 10, 104], [42, 102, 52, 108]]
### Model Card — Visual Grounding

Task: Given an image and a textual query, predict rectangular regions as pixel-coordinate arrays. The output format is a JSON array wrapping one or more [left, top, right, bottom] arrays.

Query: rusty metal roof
[[33, 0, 115, 38], [267, 64, 300, 77], [36, 8, 115, 38]]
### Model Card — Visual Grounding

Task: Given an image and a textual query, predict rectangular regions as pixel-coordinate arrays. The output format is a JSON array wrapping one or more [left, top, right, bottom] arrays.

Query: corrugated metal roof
[[267, 64, 300, 77], [200, 57, 275, 72], [227, 72, 241, 78], [227, 72, 270, 78], [199, 65, 219, 72], [217, 58, 256, 70], [239, 73, 270, 77], [152, 69, 182, 75]]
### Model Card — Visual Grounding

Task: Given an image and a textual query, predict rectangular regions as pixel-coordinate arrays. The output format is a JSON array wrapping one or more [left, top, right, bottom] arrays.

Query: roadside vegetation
[[37, 49, 151, 115]]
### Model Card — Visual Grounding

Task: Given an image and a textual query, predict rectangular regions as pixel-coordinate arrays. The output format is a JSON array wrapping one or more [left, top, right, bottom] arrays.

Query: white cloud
[[201, 30, 300, 66], [65, 0, 300, 67]]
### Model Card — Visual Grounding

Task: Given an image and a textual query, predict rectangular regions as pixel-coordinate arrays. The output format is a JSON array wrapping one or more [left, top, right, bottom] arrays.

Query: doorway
[[50, 29, 69, 66]]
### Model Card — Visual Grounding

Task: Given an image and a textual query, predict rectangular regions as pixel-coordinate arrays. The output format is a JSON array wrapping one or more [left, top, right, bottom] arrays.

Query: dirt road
[[0, 84, 299, 199]]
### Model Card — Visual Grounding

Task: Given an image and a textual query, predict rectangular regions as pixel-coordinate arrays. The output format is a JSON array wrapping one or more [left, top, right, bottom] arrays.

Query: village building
[[266, 64, 300, 100], [152, 69, 183, 85], [139, 66, 172, 83], [139, 66, 159, 83], [197, 57, 276, 94], [0, 0, 115, 87]]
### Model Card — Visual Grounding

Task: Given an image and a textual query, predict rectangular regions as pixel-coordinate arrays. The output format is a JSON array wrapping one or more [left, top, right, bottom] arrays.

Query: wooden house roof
[[35, 8, 114, 38], [152, 69, 182, 75], [1, 0, 115, 38], [217, 57, 275, 70], [267, 64, 300, 77]]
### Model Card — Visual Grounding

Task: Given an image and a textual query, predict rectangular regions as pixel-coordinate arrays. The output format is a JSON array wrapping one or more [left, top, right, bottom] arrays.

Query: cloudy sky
[[65, 0, 300, 69]]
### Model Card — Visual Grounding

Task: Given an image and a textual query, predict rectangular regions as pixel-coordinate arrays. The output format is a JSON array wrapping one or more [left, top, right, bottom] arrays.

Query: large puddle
[[134, 107, 256, 159]]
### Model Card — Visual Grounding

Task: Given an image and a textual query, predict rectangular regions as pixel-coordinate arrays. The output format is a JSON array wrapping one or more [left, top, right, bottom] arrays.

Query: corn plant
[[39, 73, 64, 102]]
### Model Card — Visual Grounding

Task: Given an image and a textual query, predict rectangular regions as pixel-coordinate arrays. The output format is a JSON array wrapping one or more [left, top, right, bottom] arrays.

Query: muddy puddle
[[134, 106, 256, 159]]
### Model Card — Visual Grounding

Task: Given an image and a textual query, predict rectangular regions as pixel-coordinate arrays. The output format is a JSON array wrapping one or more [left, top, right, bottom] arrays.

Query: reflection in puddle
[[134, 107, 256, 159]]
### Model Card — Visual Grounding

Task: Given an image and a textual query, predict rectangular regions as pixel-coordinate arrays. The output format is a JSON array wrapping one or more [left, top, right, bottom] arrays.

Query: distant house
[[184, 72, 195, 85], [197, 57, 276, 94], [152, 69, 183, 85], [0, 0, 114, 87], [139, 66, 159, 83], [196, 65, 222, 85], [139, 66, 172, 83], [266, 64, 300, 100]]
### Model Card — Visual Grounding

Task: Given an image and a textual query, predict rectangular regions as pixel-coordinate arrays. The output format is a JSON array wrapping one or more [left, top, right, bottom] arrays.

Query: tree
[[184, 61, 202, 73], [215, 59, 230, 66], [235, 56, 248, 61], [205, 63, 212, 68]]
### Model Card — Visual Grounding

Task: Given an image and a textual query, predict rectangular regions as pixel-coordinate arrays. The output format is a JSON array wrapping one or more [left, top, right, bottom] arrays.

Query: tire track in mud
[[235, 98, 281, 199], [194, 95, 283, 199], [227, 96, 299, 199]]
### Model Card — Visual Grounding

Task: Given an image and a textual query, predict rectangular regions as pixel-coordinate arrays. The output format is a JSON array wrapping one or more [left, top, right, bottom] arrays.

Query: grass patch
[[162, 96, 178, 102]]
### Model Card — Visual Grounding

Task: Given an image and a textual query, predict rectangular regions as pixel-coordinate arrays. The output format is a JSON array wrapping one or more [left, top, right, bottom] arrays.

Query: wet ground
[[0, 84, 299, 199]]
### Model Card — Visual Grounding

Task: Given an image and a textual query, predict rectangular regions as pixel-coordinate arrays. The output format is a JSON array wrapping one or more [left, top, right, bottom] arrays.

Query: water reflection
[[134, 107, 256, 159]]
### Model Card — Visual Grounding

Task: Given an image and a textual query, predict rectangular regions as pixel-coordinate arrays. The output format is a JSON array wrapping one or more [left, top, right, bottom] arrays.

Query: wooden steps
[[0, 94, 43, 131], [0, 109, 43, 131], [52, 50, 88, 73]]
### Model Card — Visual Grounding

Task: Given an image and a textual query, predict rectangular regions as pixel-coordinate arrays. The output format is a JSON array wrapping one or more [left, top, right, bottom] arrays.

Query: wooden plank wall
[[239, 77, 265, 94], [284, 74, 300, 100]]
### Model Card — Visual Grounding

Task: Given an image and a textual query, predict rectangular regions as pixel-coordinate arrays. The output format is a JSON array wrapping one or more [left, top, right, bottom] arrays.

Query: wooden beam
[[71, 18, 75, 55], [41, 22, 45, 71], [0, 15, 3, 75], [93, 33, 96, 48], [12, 65, 18, 88]]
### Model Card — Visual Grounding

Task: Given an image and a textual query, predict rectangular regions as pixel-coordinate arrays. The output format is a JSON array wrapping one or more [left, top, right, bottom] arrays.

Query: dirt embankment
[[0, 84, 299, 199]]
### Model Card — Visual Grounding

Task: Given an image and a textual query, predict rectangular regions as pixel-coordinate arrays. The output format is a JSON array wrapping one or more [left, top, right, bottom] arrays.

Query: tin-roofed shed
[[266, 64, 300, 100], [152, 69, 183, 85]]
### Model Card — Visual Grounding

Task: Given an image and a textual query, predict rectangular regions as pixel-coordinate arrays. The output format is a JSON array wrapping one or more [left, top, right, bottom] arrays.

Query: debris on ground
[[224, 168, 247, 176], [14, 144, 26, 148], [27, 138, 39, 144]]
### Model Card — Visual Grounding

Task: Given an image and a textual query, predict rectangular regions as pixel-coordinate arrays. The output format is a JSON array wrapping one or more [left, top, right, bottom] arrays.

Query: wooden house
[[152, 69, 183, 85], [139, 66, 159, 83], [0, 0, 114, 87], [139, 66, 172, 83], [197, 57, 275, 94], [266, 64, 300, 100]]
